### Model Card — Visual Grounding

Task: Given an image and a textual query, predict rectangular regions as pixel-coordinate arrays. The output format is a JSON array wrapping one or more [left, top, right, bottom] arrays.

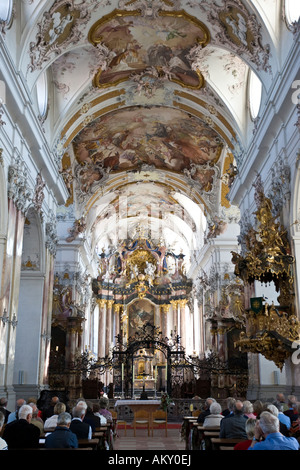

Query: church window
[[248, 70, 262, 120]]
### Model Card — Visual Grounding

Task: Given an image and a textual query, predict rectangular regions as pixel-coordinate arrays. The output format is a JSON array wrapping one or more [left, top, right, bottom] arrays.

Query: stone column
[[114, 304, 121, 339], [97, 299, 106, 358], [160, 304, 169, 338], [217, 323, 227, 362], [179, 299, 187, 350], [0, 199, 25, 395], [106, 300, 114, 356], [170, 300, 178, 337]]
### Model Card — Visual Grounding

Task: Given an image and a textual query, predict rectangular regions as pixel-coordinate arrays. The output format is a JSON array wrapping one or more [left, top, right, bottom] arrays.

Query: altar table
[[115, 400, 161, 428]]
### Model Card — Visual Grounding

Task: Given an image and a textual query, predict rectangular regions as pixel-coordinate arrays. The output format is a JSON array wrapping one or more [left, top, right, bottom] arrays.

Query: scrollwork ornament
[[7, 156, 32, 213]]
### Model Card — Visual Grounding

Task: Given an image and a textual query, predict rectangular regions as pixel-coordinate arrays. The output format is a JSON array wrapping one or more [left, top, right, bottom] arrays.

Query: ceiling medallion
[[88, 8, 210, 90]]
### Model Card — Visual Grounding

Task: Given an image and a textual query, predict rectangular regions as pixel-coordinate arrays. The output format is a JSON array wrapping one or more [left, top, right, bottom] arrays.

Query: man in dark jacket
[[45, 412, 78, 449], [70, 403, 92, 439], [219, 400, 248, 439], [3, 404, 40, 449]]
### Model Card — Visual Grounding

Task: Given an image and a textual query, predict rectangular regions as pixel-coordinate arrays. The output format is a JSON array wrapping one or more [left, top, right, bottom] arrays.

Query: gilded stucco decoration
[[232, 175, 298, 369], [231, 175, 294, 308], [28, 0, 100, 71], [193, 0, 271, 72], [235, 298, 300, 370]]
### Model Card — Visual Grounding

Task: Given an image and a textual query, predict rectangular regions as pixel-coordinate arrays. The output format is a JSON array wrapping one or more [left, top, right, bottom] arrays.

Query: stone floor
[[113, 426, 185, 451]]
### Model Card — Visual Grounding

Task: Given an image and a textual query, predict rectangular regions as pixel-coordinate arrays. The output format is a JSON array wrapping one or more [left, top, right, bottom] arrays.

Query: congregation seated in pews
[[0, 395, 114, 450], [183, 393, 300, 451]]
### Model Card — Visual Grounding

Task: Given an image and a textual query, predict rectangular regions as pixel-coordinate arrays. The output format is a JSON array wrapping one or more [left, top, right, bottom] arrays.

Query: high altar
[[91, 232, 192, 394]]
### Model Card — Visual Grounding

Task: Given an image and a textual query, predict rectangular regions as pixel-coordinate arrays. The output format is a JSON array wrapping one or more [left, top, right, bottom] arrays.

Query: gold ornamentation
[[89, 8, 210, 90], [231, 177, 294, 307], [161, 304, 170, 314], [235, 300, 300, 370], [137, 280, 147, 299], [232, 177, 297, 369], [126, 249, 157, 278]]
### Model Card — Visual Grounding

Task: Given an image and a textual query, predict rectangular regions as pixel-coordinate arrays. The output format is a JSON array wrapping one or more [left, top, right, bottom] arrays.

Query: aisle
[[114, 427, 185, 451]]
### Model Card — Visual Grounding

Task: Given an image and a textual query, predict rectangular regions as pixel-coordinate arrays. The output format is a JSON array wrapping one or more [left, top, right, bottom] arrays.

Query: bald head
[[234, 400, 244, 415]]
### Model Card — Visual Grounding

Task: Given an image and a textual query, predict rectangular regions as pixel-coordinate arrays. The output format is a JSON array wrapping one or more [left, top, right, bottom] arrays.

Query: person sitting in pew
[[248, 412, 300, 450], [234, 418, 256, 450], [219, 401, 247, 440], [44, 402, 66, 430], [203, 402, 224, 428], [197, 398, 216, 424], [3, 404, 40, 449], [70, 403, 92, 440], [45, 412, 78, 449]]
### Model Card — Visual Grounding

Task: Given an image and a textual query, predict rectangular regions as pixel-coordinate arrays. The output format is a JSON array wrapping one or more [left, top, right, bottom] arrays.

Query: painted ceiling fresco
[[89, 9, 209, 90], [72, 105, 222, 194]]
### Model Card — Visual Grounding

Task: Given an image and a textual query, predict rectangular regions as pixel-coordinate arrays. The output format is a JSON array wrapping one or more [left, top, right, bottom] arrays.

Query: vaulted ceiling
[[14, 0, 290, 266]]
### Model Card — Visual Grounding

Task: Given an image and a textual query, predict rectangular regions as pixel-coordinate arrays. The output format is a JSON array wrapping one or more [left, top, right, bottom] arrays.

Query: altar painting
[[128, 299, 154, 338]]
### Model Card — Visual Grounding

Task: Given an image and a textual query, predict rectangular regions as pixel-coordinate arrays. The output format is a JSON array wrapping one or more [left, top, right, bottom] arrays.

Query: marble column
[[0, 199, 25, 390], [179, 299, 187, 351], [160, 304, 169, 338], [40, 249, 55, 385], [114, 304, 121, 339], [217, 323, 227, 362], [106, 300, 113, 356], [170, 300, 179, 337], [97, 299, 106, 358]]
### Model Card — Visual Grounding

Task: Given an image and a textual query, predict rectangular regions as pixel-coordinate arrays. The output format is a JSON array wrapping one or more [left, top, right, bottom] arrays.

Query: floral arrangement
[[160, 392, 171, 411]]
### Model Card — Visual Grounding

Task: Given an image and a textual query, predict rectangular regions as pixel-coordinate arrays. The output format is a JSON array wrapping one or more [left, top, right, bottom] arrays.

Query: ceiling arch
[[11, 0, 293, 267]]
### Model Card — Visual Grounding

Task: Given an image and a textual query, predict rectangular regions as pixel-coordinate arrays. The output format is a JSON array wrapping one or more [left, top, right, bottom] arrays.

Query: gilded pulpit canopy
[[232, 176, 299, 369]]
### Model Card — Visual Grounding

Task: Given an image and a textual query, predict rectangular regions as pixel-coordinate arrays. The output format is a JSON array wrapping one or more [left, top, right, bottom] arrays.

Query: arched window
[[248, 70, 262, 120], [285, 0, 300, 25], [36, 72, 48, 118], [0, 0, 13, 22]]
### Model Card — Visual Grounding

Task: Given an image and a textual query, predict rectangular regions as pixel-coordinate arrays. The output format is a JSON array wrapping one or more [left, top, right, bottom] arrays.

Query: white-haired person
[[203, 402, 224, 428], [2, 404, 40, 449], [249, 411, 300, 450], [0, 411, 8, 450]]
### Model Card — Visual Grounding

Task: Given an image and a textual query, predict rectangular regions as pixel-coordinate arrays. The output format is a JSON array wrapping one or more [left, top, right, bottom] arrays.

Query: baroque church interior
[[0, 0, 300, 418]]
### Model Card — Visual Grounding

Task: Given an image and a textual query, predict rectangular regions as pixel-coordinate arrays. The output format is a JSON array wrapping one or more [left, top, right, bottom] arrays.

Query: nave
[[114, 426, 184, 451], [0, 0, 300, 437]]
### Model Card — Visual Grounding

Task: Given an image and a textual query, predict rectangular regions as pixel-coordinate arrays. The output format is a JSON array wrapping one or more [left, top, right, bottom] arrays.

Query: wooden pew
[[211, 438, 244, 450], [39, 438, 99, 450], [182, 416, 198, 450], [192, 425, 220, 450], [77, 438, 99, 450]]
